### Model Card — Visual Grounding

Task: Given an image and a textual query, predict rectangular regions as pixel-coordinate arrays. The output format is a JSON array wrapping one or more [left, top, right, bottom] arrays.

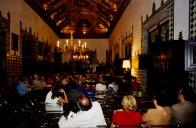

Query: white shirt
[[58, 101, 107, 127], [95, 83, 107, 92], [108, 82, 118, 93], [45, 91, 63, 112]]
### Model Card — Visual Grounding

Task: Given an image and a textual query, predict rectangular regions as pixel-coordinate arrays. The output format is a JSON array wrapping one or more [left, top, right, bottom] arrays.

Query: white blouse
[[45, 91, 63, 112]]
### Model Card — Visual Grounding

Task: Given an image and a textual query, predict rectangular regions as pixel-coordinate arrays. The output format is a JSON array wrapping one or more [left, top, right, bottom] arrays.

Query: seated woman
[[111, 95, 142, 127], [142, 90, 171, 126], [45, 84, 69, 113]]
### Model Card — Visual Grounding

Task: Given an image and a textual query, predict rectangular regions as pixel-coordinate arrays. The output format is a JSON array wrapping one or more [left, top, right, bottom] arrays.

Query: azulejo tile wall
[[189, 0, 196, 40]]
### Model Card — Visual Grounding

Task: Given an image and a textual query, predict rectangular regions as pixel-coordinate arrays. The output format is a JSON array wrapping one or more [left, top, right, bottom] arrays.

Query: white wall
[[20, 0, 59, 42], [174, 0, 189, 40], [0, 0, 108, 63], [110, 0, 190, 60], [80, 39, 108, 63], [0, 0, 59, 55], [0, 0, 190, 63], [109, 0, 162, 91], [110, 0, 161, 61], [0, 0, 21, 35]]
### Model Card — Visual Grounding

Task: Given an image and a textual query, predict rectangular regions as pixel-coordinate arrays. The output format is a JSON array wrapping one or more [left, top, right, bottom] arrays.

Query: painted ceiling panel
[[25, 0, 130, 39]]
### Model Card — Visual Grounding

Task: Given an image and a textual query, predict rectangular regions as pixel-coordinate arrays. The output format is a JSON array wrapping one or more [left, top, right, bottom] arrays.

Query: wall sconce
[[122, 59, 131, 71]]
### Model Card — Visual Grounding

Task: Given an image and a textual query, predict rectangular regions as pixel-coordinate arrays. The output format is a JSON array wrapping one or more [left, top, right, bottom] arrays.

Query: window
[[185, 41, 196, 71]]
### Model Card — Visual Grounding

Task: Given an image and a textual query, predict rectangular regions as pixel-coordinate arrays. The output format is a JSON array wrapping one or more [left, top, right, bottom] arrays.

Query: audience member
[[32, 74, 41, 89], [111, 95, 142, 127], [108, 80, 118, 93], [16, 76, 31, 96], [58, 94, 106, 127], [66, 80, 84, 109], [142, 90, 171, 126], [38, 75, 47, 89], [55, 73, 61, 84], [61, 77, 69, 86], [45, 84, 69, 112], [95, 82, 107, 92], [5, 77, 17, 96], [46, 75, 54, 88], [171, 86, 196, 126], [131, 77, 140, 92]]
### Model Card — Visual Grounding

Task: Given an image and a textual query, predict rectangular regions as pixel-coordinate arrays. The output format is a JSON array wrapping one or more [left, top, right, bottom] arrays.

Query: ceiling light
[[57, 30, 88, 61]]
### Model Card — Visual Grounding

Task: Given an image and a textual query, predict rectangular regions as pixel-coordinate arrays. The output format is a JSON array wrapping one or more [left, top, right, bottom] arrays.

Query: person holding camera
[[45, 84, 69, 113]]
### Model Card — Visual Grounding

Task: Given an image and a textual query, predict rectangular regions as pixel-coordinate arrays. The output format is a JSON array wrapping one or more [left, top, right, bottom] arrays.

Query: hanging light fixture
[[62, 30, 87, 53], [57, 30, 89, 61]]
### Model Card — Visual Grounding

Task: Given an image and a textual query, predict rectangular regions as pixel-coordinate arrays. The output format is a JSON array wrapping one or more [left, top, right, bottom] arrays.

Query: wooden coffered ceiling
[[24, 0, 131, 39]]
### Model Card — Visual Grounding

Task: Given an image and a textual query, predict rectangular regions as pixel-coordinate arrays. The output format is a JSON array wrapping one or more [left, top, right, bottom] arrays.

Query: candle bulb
[[84, 42, 87, 49], [66, 39, 68, 46], [82, 44, 84, 50], [78, 40, 81, 46], [57, 40, 60, 48], [74, 45, 76, 51]]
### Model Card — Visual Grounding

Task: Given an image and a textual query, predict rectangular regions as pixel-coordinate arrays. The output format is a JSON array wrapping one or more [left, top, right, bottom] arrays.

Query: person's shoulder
[[171, 103, 182, 111], [92, 101, 103, 109], [47, 90, 52, 94], [46, 90, 52, 97], [92, 101, 101, 106], [19, 82, 25, 86], [164, 106, 172, 111], [164, 106, 171, 110], [186, 101, 196, 109], [145, 108, 157, 114], [115, 109, 124, 112], [122, 110, 141, 115], [171, 103, 179, 108]]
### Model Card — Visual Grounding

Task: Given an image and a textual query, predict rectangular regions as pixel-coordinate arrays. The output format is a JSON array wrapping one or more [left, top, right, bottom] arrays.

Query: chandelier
[[57, 30, 89, 61]]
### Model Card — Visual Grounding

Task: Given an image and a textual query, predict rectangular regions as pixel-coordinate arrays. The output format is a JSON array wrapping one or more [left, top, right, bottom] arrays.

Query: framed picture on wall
[[122, 37, 132, 59], [125, 44, 131, 58], [185, 41, 196, 70], [11, 33, 18, 51]]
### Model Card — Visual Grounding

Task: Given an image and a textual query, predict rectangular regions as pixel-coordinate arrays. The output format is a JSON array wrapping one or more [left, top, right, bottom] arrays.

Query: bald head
[[78, 94, 92, 111]]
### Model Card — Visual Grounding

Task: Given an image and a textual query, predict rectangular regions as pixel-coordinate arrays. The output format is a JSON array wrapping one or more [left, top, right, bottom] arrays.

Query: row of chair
[[0, 89, 61, 128]]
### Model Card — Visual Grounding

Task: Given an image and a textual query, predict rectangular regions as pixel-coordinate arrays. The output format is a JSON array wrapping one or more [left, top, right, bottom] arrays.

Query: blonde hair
[[121, 95, 137, 111]]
